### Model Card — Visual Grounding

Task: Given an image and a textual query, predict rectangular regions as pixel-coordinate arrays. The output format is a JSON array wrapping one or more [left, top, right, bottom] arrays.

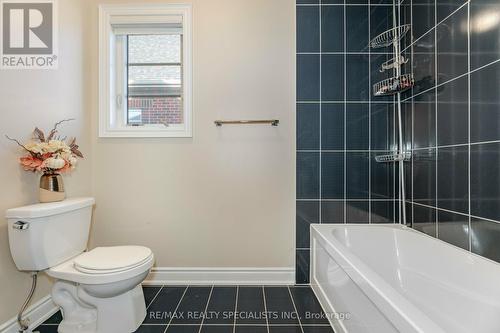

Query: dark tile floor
[[35, 285, 334, 333]]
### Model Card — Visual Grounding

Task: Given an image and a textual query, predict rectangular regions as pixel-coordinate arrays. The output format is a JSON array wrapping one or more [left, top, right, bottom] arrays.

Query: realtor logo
[[1, 0, 58, 69]]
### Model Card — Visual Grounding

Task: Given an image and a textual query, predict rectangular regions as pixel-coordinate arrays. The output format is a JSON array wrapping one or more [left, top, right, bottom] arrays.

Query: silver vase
[[39, 173, 65, 203]]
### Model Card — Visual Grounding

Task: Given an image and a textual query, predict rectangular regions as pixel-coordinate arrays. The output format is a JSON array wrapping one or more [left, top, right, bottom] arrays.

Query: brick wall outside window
[[128, 97, 183, 125]]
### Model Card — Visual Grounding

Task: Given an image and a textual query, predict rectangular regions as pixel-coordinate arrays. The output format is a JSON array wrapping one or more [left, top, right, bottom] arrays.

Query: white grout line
[[434, 0, 439, 239], [319, 1, 323, 226], [287, 287, 305, 333], [411, 201, 500, 225], [393, 102, 397, 221], [297, 100, 395, 103], [198, 286, 214, 333], [298, 149, 392, 152], [343, 0, 347, 224], [232, 286, 239, 333], [164, 286, 189, 333], [368, 1, 372, 225], [467, 1, 472, 251], [298, 51, 391, 55], [297, 3, 394, 6], [146, 285, 164, 310], [410, 140, 500, 151], [297, 198, 398, 201], [410, 0, 415, 228], [401, 57, 500, 103], [396, 0, 401, 225], [262, 287, 270, 333]]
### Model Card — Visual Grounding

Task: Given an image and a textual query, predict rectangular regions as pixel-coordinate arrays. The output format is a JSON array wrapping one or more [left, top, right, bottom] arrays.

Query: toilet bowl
[[5, 198, 155, 333], [47, 246, 154, 333]]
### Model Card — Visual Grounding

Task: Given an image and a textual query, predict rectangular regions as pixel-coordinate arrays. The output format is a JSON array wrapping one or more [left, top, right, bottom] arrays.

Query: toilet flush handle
[[12, 221, 30, 230]]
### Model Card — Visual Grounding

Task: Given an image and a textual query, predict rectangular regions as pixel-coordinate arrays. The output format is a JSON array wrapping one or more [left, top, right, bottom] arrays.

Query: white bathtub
[[310, 224, 500, 333]]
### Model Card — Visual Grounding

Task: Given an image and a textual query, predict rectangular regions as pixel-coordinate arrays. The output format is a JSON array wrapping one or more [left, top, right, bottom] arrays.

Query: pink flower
[[58, 161, 72, 173], [20, 155, 44, 172]]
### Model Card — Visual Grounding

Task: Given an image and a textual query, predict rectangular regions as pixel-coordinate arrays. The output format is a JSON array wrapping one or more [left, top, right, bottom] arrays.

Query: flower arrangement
[[6, 119, 83, 174]]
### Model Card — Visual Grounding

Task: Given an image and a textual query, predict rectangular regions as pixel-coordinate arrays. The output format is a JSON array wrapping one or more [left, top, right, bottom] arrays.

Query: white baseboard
[[144, 267, 295, 285], [0, 295, 58, 333]]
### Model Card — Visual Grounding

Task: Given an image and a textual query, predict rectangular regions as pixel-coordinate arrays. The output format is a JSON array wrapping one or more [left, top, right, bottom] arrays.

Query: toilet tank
[[5, 197, 95, 271]]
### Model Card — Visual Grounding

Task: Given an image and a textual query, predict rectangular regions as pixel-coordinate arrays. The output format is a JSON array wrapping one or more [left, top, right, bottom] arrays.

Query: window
[[99, 4, 192, 137]]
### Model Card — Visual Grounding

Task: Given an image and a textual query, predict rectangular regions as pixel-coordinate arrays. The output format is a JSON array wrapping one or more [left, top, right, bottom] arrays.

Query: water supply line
[[17, 271, 39, 333]]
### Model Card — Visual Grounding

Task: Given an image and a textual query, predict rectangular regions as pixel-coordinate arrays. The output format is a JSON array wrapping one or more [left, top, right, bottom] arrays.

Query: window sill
[[99, 127, 192, 138]]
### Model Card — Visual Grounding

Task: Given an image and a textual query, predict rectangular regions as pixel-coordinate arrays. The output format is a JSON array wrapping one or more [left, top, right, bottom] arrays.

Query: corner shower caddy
[[371, 19, 413, 225], [371, 24, 414, 96]]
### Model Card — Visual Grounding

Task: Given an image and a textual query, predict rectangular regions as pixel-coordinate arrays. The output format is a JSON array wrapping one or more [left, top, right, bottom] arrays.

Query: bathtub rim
[[312, 223, 500, 267], [309, 223, 447, 333]]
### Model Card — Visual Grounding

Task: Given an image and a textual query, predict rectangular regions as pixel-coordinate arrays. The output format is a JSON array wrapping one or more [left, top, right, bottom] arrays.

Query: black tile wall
[[413, 0, 435, 39], [347, 55, 370, 101], [413, 90, 436, 148], [437, 210, 469, 250], [297, 104, 320, 150], [322, 6, 344, 52], [371, 200, 395, 223], [346, 153, 370, 199], [413, 204, 437, 236], [412, 148, 436, 206], [346, 6, 369, 52], [321, 104, 344, 149], [436, 0, 467, 23], [470, 61, 500, 143], [297, 152, 320, 199], [471, 219, 500, 263], [296, 201, 319, 248], [370, 103, 395, 150], [470, 1, 500, 70], [370, 5, 393, 51], [470, 142, 500, 221], [436, 76, 468, 146], [437, 145, 469, 213], [346, 201, 370, 222], [413, 30, 436, 94], [321, 152, 344, 199], [436, 5, 468, 84], [346, 104, 369, 149], [321, 201, 345, 223], [296, 1, 396, 284], [297, 6, 320, 52], [402, 0, 500, 263], [371, 152, 395, 199], [297, 55, 320, 101], [321, 55, 345, 101], [295, 250, 310, 284]]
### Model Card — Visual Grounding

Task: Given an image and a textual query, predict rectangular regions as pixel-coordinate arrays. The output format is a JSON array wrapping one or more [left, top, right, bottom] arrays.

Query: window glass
[[128, 97, 183, 126], [127, 35, 183, 126], [128, 35, 181, 64]]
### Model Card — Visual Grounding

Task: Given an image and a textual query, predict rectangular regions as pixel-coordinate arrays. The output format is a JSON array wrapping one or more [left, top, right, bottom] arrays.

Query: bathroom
[[0, 0, 499, 332]]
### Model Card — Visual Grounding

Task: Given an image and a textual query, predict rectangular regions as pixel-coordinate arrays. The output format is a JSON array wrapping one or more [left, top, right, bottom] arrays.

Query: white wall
[[0, 0, 91, 323], [88, 0, 296, 268]]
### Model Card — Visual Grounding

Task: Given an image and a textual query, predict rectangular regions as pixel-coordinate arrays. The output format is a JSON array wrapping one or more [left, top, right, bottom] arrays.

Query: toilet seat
[[46, 246, 154, 285], [74, 246, 152, 274]]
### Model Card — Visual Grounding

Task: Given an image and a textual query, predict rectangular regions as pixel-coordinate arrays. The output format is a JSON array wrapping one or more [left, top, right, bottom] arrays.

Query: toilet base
[[52, 281, 146, 333]]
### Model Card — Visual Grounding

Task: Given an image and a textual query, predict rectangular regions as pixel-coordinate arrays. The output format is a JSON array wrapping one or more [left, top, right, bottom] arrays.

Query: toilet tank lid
[[5, 197, 95, 219]]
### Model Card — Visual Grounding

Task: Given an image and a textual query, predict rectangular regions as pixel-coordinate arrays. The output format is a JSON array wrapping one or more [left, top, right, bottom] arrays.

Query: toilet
[[6, 197, 154, 333]]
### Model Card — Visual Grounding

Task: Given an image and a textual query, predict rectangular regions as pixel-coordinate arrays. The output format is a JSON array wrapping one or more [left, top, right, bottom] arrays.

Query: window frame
[[98, 4, 192, 138]]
